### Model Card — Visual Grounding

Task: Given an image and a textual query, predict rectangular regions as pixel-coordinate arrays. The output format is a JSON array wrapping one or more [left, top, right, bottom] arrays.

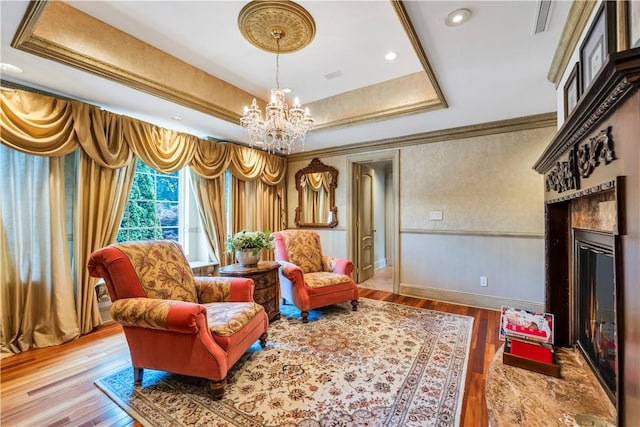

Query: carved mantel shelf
[[534, 48, 640, 174]]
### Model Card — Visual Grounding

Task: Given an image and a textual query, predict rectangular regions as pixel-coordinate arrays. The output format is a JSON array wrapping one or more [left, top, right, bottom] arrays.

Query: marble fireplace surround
[[534, 49, 640, 426]]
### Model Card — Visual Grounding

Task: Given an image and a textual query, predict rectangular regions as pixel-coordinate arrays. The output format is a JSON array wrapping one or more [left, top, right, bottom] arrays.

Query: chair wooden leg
[[301, 310, 309, 323], [133, 367, 144, 385], [351, 300, 359, 311], [259, 332, 268, 348], [209, 377, 227, 400]]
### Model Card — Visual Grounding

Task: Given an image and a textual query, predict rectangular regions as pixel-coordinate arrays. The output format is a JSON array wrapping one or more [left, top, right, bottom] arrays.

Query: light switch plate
[[429, 210, 443, 221]]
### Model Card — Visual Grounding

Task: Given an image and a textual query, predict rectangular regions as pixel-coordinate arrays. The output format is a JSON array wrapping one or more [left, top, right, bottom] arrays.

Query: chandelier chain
[[239, 27, 313, 154], [275, 37, 280, 90]]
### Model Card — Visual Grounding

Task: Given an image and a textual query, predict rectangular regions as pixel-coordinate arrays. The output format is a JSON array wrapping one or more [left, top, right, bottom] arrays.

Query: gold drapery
[[74, 150, 136, 334], [228, 145, 287, 264], [0, 89, 78, 156], [72, 105, 137, 334], [124, 117, 198, 173], [189, 171, 227, 265], [0, 149, 80, 357], [0, 88, 287, 353], [228, 144, 286, 185], [229, 177, 286, 263]]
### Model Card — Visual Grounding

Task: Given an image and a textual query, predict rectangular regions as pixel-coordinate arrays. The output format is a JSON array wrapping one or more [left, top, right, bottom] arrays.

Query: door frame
[[346, 149, 400, 294]]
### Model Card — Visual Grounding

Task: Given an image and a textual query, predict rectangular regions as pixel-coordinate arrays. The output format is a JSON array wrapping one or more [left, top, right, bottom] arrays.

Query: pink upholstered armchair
[[272, 230, 358, 322], [87, 240, 268, 399]]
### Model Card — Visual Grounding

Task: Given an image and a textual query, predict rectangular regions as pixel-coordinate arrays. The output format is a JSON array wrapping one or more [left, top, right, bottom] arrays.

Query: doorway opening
[[347, 151, 399, 294]]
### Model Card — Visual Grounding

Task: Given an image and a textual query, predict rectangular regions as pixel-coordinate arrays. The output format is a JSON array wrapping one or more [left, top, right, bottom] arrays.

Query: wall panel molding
[[400, 283, 544, 312], [400, 229, 544, 239]]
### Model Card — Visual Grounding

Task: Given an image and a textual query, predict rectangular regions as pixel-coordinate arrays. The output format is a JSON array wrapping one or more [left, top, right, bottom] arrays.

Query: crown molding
[[12, 1, 252, 123], [391, 0, 448, 108], [310, 72, 443, 131], [547, 1, 597, 86], [10, 0, 446, 133], [289, 112, 557, 161]]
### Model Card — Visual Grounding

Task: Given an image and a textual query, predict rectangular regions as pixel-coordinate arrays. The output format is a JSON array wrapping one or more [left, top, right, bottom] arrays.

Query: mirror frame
[[294, 158, 338, 228]]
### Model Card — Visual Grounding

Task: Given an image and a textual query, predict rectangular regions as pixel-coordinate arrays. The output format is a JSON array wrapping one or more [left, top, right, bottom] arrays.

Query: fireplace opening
[[575, 229, 617, 402]]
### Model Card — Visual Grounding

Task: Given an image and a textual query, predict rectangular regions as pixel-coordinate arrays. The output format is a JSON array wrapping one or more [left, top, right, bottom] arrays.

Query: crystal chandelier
[[240, 29, 314, 155]]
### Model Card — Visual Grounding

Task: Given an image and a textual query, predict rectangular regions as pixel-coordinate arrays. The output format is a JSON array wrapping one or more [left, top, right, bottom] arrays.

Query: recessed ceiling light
[[385, 51, 398, 61], [445, 8, 471, 27], [171, 115, 183, 121], [1, 63, 24, 74], [282, 88, 292, 94]]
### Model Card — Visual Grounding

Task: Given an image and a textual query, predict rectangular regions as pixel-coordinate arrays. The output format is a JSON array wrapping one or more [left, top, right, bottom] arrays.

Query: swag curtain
[[1, 88, 287, 354], [73, 104, 137, 334]]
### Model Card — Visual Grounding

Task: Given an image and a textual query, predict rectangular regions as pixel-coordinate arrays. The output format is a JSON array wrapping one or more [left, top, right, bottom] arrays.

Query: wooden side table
[[218, 261, 281, 322]]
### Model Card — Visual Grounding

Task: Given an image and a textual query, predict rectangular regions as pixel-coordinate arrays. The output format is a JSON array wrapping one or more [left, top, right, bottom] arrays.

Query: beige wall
[[286, 125, 556, 310], [401, 127, 551, 234]]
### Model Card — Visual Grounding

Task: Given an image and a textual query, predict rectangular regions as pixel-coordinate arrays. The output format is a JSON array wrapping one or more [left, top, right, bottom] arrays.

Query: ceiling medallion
[[238, 1, 316, 53], [239, 1, 316, 155]]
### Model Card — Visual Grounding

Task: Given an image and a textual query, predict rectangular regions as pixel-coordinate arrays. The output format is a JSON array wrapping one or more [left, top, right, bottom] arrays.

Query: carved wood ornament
[[545, 126, 616, 193], [545, 149, 577, 193], [576, 126, 615, 178]]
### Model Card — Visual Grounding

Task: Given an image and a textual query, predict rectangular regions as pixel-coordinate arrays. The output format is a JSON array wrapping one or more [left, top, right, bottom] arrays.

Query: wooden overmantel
[[534, 48, 640, 174]]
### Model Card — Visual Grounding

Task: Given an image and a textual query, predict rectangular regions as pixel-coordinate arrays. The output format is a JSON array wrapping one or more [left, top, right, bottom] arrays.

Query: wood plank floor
[[1, 290, 503, 427]]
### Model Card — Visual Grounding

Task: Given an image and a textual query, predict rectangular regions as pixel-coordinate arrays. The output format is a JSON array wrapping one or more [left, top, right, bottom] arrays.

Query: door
[[356, 164, 375, 282]]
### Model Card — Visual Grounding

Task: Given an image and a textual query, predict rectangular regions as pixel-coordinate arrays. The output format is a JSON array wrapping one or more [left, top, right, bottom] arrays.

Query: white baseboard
[[399, 282, 544, 312], [374, 259, 387, 270]]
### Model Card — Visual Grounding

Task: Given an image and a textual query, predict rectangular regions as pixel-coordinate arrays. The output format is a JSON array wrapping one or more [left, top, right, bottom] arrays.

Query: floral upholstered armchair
[[272, 230, 358, 322], [87, 240, 268, 399]]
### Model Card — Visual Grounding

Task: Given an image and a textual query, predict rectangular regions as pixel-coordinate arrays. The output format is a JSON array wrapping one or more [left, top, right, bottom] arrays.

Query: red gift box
[[510, 339, 553, 364]]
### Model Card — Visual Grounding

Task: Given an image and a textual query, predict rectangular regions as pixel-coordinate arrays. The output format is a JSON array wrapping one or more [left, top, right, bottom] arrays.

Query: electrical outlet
[[480, 276, 488, 287]]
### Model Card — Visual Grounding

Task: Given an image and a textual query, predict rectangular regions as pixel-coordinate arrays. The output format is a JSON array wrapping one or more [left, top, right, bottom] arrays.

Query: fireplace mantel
[[534, 48, 640, 174]]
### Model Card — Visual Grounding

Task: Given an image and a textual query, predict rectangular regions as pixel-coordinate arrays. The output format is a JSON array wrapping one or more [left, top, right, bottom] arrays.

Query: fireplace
[[575, 229, 617, 401], [534, 47, 640, 426]]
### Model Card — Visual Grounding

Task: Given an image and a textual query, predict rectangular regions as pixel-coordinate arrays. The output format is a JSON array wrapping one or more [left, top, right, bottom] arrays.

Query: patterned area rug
[[95, 298, 473, 426]]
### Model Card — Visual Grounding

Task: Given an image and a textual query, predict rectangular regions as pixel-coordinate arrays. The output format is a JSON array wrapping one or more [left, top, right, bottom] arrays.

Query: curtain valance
[[228, 144, 287, 185], [0, 89, 78, 156], [1, 88, 285, 180]]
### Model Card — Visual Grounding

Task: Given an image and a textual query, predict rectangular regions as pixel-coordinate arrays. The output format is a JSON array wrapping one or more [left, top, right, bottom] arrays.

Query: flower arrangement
[[226, 230, 274, 256]]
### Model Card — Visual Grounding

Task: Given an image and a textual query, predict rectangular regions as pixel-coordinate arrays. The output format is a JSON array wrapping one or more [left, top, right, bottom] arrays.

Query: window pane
[[116, 228, 128, 242], [129, 201, 158, 227], [130, 172, 156, 201], [116, 161, 182, 244], [161, 227, 179, 241], [128, 227, 160, 240], [157, 202, 179, 227], [136, 160, 153, 174], [120, 207, 130, 227], [156, 176, 178, 201]]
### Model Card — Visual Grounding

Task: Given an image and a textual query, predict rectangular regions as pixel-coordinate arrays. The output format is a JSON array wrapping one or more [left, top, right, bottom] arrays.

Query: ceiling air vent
[[323, 70, 343, 80], [533, 0, 552, 34]]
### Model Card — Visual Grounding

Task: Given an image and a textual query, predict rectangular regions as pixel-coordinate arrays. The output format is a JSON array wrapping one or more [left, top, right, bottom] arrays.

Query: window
[[117, 160, 180, 243]]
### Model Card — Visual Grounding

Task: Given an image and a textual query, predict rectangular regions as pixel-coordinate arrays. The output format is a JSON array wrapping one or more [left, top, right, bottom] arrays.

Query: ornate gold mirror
[[295, 158, 338, 228]]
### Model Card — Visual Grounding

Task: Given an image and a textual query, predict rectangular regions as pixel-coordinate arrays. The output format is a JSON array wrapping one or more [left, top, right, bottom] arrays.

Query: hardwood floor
[[0, 290, 503, 427], [358, 265, 394, 292]]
